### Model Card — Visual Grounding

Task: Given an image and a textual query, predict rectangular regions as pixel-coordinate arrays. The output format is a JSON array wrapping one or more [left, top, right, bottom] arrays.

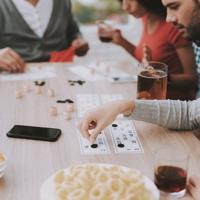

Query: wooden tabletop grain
[[0, 62, 199, 200]]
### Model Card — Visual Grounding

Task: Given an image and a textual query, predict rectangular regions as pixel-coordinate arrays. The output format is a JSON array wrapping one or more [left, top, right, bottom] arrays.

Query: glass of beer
[[154, 147, 189, 198], [137, 61, 168, 99], [97, 20, 114, 43]]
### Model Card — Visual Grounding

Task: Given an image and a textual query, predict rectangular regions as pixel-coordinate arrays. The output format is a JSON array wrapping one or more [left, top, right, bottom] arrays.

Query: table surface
[[0, 62, 199, 200]]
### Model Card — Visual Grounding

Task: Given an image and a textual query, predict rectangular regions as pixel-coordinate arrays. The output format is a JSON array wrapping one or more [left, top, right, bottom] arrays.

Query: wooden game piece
[[90, 68, 95, 75], [15, 90, 23, 99], [49, 106, 58, 116], [66, 103, 75, 112], [47, 89, 55, 97], [37, 65, 42, 69], [35, 86, 43, 95], [63, 111, 71, 120], [23, 84, 31, 92]]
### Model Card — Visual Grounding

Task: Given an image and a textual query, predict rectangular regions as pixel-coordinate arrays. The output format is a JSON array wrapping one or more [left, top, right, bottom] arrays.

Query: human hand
[[0, 48, 26, 73], [188, 176, 200, 200], [72, 38, 89, 57], [78, 100, 134, 143], [112, 29, 124, 45]]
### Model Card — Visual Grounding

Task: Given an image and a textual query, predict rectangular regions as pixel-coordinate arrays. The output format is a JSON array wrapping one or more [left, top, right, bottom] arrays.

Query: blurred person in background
[[0, 0, 89, 73], [98, 0, 197, 100]]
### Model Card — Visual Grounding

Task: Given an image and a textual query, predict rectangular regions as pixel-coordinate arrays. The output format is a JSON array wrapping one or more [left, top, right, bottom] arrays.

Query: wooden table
[[0, 63, 199, 200]]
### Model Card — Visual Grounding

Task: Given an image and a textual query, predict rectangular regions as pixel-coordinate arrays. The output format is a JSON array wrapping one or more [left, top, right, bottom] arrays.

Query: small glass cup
[[137, 61, 168, 100], [154, 147, 189, 198], [97, 20, 114, 43]]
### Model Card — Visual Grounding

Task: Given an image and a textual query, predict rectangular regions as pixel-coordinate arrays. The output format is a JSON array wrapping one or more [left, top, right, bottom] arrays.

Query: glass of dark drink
[[154, 148, 189, 198], [97, 21, 114, 43], [137, 61, 168, 100]]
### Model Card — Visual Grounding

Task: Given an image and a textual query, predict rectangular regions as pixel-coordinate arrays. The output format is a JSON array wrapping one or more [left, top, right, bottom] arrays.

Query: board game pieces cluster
[[14, 80, 143, 155], [68, 80, 86, 86]]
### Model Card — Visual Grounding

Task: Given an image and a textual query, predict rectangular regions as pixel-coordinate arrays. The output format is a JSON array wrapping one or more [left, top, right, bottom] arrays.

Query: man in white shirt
[[0, 0, 89, 72]]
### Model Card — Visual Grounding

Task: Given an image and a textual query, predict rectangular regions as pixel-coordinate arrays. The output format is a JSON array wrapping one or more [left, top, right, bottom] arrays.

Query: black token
[[112, 124, 118, 127], [118, 143, 125, 148], [34, 81, 46, 86], [40, 81, 46, 86], [91, 144, 98, 148], [113, 77, 119, 81], [57, 99, 74, 104], [66, 99, 74, 103]]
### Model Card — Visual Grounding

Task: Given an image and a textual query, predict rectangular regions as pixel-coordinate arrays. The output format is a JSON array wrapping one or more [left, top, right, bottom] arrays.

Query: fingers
[[189, 176, 200, 186], [89, 124, 103, 143], [188, 176, 200, 200], [77, 115, 103, 144], [77, 121, 90, 141], [72, 39, 89, 56], [8, 49, 26, 72], [0, 48, 25, 73]]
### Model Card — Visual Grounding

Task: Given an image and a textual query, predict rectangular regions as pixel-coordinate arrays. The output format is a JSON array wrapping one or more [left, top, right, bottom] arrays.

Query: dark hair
[[118, 0, 167, 18]]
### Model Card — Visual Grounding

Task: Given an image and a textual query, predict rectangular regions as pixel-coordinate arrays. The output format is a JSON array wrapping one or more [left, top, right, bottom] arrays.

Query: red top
[[50, 46, 74, 62], [134, 16, 195, 100]]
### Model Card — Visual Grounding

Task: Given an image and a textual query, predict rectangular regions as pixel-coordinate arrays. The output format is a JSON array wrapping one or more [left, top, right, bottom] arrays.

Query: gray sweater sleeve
[[65, 0, 82, 42], [131, 99, 200, 130]]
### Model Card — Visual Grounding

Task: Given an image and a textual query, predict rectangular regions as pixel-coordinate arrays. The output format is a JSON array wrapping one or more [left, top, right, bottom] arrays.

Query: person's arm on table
[[78, 99, 200, 143]]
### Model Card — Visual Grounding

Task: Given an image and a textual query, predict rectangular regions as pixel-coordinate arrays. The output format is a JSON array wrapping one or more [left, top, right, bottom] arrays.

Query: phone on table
[[7, 125, 61, 142]]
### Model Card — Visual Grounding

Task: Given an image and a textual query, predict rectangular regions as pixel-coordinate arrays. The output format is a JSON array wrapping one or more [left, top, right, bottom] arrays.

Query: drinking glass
[[97, 20, 114, 43], [154, 147, 189, 198], [137, 61, 168, 99]]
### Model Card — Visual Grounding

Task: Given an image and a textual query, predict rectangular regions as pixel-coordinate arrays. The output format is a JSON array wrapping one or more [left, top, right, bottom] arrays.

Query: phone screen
[[7, 125, 61, 142]]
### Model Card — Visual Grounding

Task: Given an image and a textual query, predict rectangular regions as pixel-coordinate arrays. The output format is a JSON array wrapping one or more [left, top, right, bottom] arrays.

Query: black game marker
[[68, 80, 86, 86], [56, 99, 74, 104], [113, 77, 119, 81], [67, 99, 74, 103], [91, 144, 98, 148], [118, 143, 125, 148], [112, 124, 118, 127], [34, 81, 46, 86]]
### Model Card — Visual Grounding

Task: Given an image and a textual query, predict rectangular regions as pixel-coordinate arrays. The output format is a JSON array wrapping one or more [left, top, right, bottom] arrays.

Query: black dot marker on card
[[113, 77, 119, 81], [118, 143, 125, 148], [112, 124, 118, 127], [91, 144, 98, 148]]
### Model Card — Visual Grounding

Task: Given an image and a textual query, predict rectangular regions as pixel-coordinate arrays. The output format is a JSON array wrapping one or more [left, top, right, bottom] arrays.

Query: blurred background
[[72, 0, 142, 63]]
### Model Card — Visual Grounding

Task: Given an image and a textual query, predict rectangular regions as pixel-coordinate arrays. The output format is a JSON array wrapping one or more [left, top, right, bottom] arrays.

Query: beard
[[186, 2, 200, 41]]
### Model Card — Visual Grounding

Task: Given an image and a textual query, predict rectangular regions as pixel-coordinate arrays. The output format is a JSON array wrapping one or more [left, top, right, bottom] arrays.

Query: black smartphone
[[7, 125, 61, 142]]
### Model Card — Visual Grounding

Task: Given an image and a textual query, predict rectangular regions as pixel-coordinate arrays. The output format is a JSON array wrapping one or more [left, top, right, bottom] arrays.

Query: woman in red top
[[101, 0, 197, 100]]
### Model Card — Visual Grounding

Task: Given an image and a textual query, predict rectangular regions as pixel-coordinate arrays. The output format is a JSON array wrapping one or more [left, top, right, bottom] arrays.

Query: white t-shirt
[[12, 0, 53, 38]]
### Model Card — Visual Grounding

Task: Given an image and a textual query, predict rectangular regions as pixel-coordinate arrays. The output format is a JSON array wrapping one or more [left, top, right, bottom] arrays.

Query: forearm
[[130, 99, 200, 130], [117, 37, 136, 56]]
